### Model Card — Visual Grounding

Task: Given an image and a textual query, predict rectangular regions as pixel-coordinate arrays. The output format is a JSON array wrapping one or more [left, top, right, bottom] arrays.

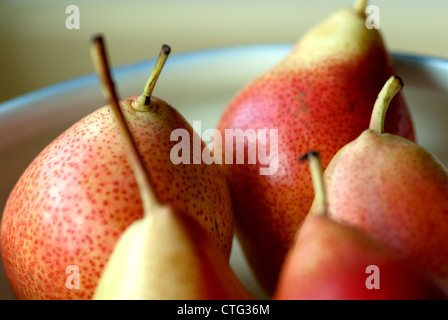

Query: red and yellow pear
[[0, 37, 234, 300], [310, 75, 448, 284], [274, 151, 448, 300], [88, 37, 253, 300], [216, 0, 415, 294]]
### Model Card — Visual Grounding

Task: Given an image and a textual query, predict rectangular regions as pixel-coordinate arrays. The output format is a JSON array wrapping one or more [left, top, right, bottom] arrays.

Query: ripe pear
[[0, 38, 234, 300], [93, 206, 253, 300], [274, 152, 448, 300], [87, 38, 253, 300], [309, 75, 448, 285], [216, 0, 415, 294]]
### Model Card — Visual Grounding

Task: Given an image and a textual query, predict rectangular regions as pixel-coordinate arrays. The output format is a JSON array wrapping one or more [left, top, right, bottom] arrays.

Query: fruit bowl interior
[[1, 44, 448, 300]]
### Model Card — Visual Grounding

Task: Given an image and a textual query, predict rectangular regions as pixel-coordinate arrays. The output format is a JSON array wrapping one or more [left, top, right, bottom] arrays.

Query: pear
[[93, 205, 254, 300], [90, 37, 253, 300], [274, 151, 448, 300], [216, 0, 415, 295], [309, 75, 448, 285], [0, 37, 234, 300]]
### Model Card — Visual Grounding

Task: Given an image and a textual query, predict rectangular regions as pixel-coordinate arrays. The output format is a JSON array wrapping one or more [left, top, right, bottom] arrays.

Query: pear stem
[[369, 75, 404, 134], [300, 151, 328, 217], [90, 35, 162, 215], [132, 44, 171, 111], [353, 0, 368, 16]]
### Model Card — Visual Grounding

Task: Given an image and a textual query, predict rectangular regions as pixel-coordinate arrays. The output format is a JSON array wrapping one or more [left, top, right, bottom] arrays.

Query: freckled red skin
[[217, 45, 415, 294], [0, 96, 234, 300]]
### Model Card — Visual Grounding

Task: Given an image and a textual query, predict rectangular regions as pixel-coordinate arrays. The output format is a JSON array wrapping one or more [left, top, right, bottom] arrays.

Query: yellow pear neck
[[289, 7, 383, 65]]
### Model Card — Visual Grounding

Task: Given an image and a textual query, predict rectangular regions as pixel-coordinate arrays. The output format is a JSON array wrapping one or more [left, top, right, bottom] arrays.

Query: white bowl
[[1, 44, 447, 300]]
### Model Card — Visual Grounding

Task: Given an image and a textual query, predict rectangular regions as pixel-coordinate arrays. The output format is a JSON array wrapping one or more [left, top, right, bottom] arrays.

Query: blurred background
[[1, 0, 448, 104]]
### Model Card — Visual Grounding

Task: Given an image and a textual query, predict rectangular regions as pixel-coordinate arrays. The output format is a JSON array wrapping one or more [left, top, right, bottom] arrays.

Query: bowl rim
[[1, 43, 447, 116]]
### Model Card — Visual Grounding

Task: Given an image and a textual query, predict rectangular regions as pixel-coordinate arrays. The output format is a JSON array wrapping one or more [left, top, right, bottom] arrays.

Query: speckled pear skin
[[0, 96, 234, 300], [216, 7, 415, 294], [313, 130, 448, 285]]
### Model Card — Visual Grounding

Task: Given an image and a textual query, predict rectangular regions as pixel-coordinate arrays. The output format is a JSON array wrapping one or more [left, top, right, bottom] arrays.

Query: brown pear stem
[[300, 151, 327, 217], [353, 0, 368, 15], [369, 76, 404, 134], [90, 35, 162, 215], [132, 44, 171, 111]]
